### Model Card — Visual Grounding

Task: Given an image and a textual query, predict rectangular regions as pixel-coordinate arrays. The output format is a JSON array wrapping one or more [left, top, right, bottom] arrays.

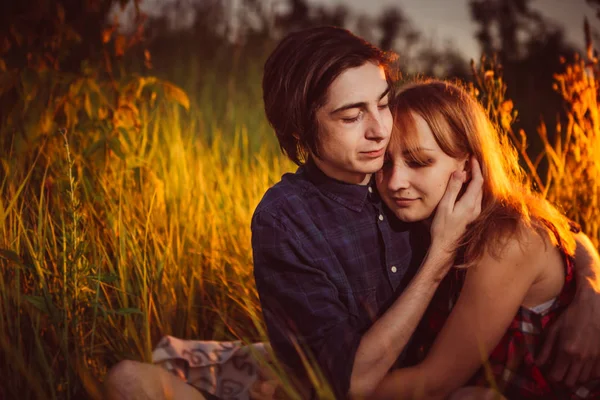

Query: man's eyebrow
[[379, 87, 391, 100], [330, 87, 391, 115]]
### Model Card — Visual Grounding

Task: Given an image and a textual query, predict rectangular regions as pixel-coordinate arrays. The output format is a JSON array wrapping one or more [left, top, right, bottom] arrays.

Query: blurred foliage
[[469, 0, 579, 157], [0, 0, 190, 164], [468, 19, 600, 247]]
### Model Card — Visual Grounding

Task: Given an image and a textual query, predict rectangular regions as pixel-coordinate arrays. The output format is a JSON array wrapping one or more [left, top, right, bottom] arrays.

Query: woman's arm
[[371, 229, 549, 400]]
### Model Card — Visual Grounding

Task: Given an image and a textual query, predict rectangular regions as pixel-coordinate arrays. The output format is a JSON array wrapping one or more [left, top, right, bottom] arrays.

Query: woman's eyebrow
[[401, 147, 435, 155]]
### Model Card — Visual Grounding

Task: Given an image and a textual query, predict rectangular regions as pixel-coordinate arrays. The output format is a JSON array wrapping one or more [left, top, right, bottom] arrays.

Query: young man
[[252, 25, 600, 400]]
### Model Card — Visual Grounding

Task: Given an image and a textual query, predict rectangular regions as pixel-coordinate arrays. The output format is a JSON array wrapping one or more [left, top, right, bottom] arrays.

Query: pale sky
[[124, 0, 600, 61], [306, 0, 599, 60]]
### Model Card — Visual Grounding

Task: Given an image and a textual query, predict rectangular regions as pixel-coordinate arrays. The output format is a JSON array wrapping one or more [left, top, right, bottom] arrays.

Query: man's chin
[[359, 160, 385, 174]]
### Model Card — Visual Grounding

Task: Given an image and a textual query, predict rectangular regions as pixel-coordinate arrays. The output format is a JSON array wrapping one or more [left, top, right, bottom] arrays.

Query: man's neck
[[311, 158, 371, 185]]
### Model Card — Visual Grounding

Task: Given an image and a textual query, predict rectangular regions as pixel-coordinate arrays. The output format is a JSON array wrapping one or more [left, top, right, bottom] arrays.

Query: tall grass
[[0, 85, 295, 398], [1, 22, 599, 400]]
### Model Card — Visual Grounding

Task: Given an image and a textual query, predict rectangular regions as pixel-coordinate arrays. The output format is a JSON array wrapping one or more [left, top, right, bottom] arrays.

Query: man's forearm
[[573, 231, 600, 295], [349, 247, 454, 398]]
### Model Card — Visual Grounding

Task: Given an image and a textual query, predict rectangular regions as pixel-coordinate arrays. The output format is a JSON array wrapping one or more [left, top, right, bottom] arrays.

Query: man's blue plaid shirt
[[252, 159, 426, 398]]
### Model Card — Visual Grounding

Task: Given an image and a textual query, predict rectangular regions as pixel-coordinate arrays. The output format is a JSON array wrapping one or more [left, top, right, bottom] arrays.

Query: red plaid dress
[[414, 249, 600, 399]]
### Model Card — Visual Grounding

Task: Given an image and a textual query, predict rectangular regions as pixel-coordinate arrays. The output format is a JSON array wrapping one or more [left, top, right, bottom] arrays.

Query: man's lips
[[361, 148, 385, 158]]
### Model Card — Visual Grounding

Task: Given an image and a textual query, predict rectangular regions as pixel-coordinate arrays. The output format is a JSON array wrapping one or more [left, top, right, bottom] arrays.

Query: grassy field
[[0, 62, 299, 398], [1, 30, 599, 400]]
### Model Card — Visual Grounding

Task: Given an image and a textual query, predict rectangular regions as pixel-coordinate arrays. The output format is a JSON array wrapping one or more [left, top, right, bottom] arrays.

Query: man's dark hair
[[263, 26, 398, 165]]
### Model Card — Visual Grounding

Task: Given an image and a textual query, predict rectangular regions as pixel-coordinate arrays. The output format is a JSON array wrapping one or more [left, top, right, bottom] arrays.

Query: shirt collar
[[302, 158, 371, 212]]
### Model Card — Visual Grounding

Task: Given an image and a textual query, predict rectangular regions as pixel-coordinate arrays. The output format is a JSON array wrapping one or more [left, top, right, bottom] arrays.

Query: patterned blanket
[[152, 336, 273, 400]]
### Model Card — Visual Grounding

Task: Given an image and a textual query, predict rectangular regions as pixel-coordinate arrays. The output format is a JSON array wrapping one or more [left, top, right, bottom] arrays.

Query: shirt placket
[[367, 186, 408, 292]]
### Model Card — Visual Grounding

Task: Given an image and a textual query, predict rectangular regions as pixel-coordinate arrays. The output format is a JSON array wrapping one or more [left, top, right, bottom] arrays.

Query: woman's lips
[[392, 197, 419, 207]]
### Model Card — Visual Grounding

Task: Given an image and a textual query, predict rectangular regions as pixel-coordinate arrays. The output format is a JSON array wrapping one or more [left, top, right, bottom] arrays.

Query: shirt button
[[368, 186, 373, 193], [391, 266, 397, 273], [378, 214, 384, 221]]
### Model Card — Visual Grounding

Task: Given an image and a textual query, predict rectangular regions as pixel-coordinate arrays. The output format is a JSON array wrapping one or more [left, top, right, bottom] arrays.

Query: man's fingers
[[564, 361, 583, 387], [578, 360, 594, 383], [537, 322, 559, 365], [550, 353, 571, 382], [595, 359, 600, 379]]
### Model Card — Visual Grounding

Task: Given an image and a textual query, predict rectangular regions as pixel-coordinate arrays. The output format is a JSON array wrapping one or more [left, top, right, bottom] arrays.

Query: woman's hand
[[430, 156, 483, 256]]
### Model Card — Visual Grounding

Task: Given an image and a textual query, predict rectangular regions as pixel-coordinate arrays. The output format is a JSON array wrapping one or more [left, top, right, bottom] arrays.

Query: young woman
[[373, 80, 600, 399]]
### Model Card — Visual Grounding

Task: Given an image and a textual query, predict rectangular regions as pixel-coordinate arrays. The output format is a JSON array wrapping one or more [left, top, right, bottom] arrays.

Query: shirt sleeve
[[252, 210, 364, 399]]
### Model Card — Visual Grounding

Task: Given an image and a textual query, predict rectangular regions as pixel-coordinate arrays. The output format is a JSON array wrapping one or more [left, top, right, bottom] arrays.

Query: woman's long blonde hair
[[392, 79, 575, 264]]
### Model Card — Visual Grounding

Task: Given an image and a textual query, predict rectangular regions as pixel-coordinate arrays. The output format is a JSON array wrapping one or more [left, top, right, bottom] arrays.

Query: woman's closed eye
[[406, 158, 434, 168]]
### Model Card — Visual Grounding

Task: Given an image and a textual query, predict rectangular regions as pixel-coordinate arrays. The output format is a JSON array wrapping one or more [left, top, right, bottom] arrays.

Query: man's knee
[[104, 360, 148, 400]]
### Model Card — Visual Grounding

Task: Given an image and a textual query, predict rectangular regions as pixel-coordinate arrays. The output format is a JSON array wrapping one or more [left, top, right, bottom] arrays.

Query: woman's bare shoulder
[[471, 222, 552, 278]]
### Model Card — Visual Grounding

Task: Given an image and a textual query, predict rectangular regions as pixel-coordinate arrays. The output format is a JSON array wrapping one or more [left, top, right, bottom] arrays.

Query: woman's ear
[[462, 156, 472, 181]]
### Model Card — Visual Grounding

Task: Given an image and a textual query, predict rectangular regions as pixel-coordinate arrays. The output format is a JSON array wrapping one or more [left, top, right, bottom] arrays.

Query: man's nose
[[365, 110, 387, 141]]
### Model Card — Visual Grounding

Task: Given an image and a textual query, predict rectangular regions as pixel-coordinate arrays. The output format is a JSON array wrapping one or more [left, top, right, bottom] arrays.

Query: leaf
[[102, 27, 114, 44], [20, 68, 37, 113], [84, 92, 92, 118], [24, 295, 50, 315], [161, 81, 190, 110], [86, 79, 102, 95], [136, 76, 157, 98], [89, 90, 100, 118], [56, 3, 65, 23], [144, 49, 152, 69], [108, 137, 126, 160], [90, 273, 119, 284], [0, 249, 24, 267], [114, 35, 126, 57], [39, 110, 54, 134], [0, 70, 16, 96], [69, 78, 83, 98], [118, 127, 133, 149], [64, 101, 78, 128], [114, 308, 143, 315], [133, 166, 142, 189], [84, 138, 106, 157], [9, 24, 23, 46]]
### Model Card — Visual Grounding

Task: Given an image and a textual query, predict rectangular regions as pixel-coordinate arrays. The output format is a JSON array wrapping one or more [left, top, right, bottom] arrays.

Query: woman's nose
[[386, 165, 411, 192]]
